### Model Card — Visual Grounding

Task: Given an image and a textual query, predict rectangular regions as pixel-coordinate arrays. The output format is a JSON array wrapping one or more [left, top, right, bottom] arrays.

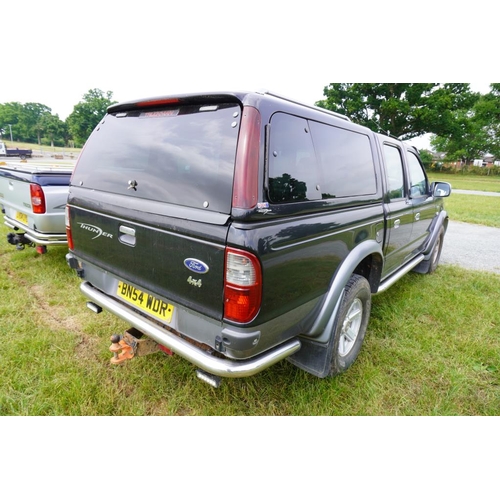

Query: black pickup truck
[[0, 141, 32, 160], [65, 90, 451, 386]]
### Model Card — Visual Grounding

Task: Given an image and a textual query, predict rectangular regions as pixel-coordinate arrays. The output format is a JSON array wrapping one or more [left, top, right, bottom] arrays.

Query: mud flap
[[413, 212, 448, 274], [287, 336, 336, 378]]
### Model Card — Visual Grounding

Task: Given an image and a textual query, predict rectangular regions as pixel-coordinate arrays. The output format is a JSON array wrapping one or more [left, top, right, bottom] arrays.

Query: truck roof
[[106, 89, 351, 123]]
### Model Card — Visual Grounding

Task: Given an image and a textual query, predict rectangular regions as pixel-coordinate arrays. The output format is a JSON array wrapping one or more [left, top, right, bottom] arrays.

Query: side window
[[407, 151, 428, 197], [268, 113, 321, 203], [308, 121, 376, 198], [383, 144, 405, 200]]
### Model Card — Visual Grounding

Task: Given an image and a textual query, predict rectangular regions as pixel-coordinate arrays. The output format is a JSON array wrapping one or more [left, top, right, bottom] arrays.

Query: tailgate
[[67, 99, 242, 322], [0, 168, 33, 226], [68, 190, 230, 321]]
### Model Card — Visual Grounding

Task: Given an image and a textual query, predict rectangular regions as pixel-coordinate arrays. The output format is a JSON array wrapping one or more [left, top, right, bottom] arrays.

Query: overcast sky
[[2, 0, 498, 145]]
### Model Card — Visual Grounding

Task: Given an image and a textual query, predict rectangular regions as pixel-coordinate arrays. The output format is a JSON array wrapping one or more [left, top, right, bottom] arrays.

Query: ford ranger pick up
[[65, 90, 451, 386]]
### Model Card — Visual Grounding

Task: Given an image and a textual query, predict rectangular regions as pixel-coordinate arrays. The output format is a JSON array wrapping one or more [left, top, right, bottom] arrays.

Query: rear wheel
[[329, 274, 371, 376]]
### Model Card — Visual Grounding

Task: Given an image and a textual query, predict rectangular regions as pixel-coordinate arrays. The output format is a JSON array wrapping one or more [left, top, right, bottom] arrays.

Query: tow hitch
[[109, 328, 173, 365], [108, 328, 221, 387], [7, 232, 33, 251]]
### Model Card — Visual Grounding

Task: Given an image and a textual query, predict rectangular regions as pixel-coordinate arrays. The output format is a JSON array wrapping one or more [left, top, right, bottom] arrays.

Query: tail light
[[30, 183, 46, 214], [65, 205, 74, 250], [224, 248, 262, 323]]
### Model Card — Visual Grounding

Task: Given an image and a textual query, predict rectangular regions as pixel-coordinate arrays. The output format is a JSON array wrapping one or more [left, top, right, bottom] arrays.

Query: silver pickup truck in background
[[0, 161, 74, 253]]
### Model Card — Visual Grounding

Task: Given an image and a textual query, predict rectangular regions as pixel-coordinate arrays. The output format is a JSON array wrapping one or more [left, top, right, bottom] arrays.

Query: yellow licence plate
[[16, 211, 28, 225], [117, 281, 174, 323]]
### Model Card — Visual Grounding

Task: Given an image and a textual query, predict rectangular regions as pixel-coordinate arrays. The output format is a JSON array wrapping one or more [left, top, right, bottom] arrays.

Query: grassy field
[[1, 221, 499, 416], [445, 193, 500, 227], [428, 172, 500, 228], [428, 172, 500, 192]]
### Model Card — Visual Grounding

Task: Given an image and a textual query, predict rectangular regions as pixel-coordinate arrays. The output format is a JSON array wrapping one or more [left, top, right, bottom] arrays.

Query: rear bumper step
[[80, 281, 301, 378]]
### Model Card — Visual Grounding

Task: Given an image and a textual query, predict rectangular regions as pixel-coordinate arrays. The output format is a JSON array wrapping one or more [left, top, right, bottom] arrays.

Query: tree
[[0, 102, 24, 141], [316, 83, 479, 140], [40, 113, 67, 147], [430, 110, 487, 164], [67, 89, 117, 147], [473, 83, 500, 158], [22, 102, 52, 144], [418, 149, 434, 170], [430, 83, 500, 163], [0, 102, 61, 144]]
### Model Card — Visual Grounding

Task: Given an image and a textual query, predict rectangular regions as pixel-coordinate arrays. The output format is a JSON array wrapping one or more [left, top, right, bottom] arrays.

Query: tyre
[[329, 274, 371, 376], [427, 227, 444, 274]]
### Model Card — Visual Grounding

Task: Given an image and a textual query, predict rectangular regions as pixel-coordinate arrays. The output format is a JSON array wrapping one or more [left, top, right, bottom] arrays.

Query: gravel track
[[441, 190, 500, 274]]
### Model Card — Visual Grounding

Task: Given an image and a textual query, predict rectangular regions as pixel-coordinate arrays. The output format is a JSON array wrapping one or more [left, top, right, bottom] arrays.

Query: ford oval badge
[[184, 258, 209, 274]]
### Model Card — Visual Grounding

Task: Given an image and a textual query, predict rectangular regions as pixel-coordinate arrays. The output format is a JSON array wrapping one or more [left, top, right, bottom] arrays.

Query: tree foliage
[[473, 84, 500, 157], [430, 84, 500, 162], [0, 102, 52, 143], [0, 102, 67, 146], [67, 89, 117, 147], [0, 102, 23, 139], [316, 83, 479, 140], [0, 88, 116, 148]]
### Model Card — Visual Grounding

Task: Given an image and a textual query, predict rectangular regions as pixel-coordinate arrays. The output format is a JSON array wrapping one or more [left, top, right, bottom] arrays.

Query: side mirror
[[432, 181, 452, 198]]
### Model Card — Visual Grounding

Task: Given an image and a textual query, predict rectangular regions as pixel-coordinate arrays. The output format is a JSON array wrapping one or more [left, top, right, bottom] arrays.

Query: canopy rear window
[[73, 103, 241, 213]]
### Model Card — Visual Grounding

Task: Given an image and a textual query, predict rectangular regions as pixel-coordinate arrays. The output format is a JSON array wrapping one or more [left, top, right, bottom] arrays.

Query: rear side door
[[380, 142, 415, 277]]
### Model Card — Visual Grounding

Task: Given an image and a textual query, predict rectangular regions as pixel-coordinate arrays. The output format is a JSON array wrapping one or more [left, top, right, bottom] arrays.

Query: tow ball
[[109, 332, 137, 365], [109, 328, 173, 365], [7, 232, 33, 251]]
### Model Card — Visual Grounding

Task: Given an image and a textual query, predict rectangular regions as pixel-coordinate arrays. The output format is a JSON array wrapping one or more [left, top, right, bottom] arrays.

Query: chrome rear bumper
[[80, 281, 301, 378], [4, 216, 67, 246]]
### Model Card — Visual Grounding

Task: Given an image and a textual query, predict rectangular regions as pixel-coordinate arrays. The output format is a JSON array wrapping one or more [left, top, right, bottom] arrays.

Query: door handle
[[119, 225, 136, 246]]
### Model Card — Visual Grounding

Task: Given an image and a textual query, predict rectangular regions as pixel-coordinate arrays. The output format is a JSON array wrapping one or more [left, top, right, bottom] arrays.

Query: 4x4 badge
[[184, 258, 209, 274]]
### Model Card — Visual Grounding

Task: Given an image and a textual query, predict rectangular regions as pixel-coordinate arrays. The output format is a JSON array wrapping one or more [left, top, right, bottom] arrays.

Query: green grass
[[1, 223, 499, 416], [1, 170, 499, 415], [428, 172, 500, 227], [428, 172, 500, 192], [445, 194, 500, 227]]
